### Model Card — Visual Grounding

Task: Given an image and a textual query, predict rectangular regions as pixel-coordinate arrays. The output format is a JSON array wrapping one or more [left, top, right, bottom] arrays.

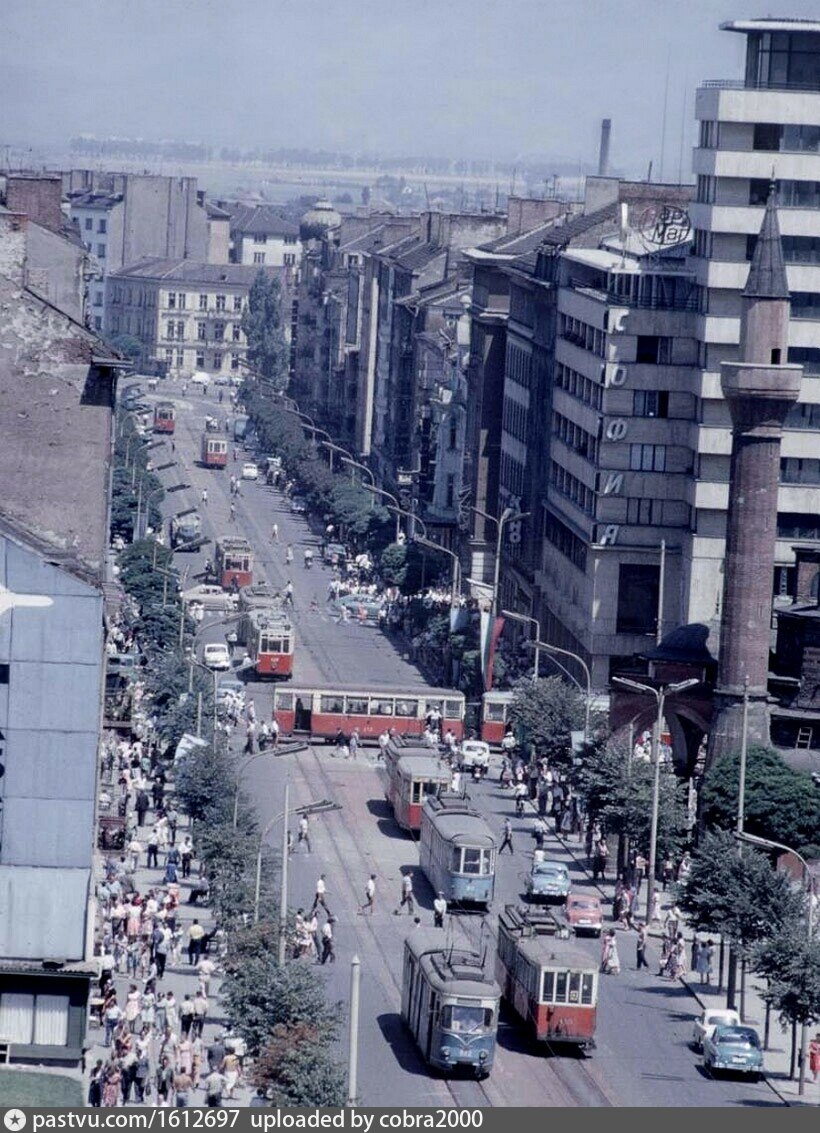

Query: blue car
[[525, 860, 571, 903], [703, 1025, 763, 1079]]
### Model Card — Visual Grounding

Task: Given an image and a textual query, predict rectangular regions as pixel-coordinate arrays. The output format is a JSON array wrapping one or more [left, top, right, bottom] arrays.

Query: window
[[178, 292, 186, 310], [696, 175, 717, 204], [253, 234, 267, 244], [616, 564, 660, 634], [232, 324, 241, 342], [0, 993, 69, 1046], [176, 320, 184, 341], [320, 695, 344, 713], [699, 120, 718, 149], [234, 295, 242, 311], [283, 253, 296, 266], [626, 498, 662, 525], [231, 354, 240, 370], [544, 508, 587, 572], [780, 457, 820, 484], [752, 122, 783, 151], [786, 402, 820, 429], [253, 252, 265, 264], [165, 348, 173, 364], [214, 321, 225, 342], [630, 443, 667, 472], [636, 336, 672, 364], [94, 315, 102, 330], [166, 320, 175, 341], [394, 698, 417, 717], [96, 243, 106, 258], [196, 352, 205, 368], [345, 696, 368, 714], [199, 293, 208, 310], [369, 698, 394, 716], [176, 349, 184, 366], [216, 294, 226, 311], [197, 321, 206, 340], [97, 218, 107, 234], [167, 292, 176, 309], [633, 390, 669, 418], [461, 848, 483, 875], [93, 290, 103, 307], [446, 475, 455, 509], [213, 351, 223, 370], [788, 347, 820, 374]]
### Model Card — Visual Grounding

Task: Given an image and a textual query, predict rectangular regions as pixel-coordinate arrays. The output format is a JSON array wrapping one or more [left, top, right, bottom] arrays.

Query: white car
[[458, 739, 491, 770], [202, 643, 231, 671], [241, 462, 259, 481], [182, 583, 232, 611], [692, 1008, 741, 1052], [190, 371, 210, 388]]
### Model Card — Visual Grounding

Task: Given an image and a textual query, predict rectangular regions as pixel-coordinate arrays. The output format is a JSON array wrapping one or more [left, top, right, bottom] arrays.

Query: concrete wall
[[7, 175, 63, 234], [25, 222, 86, 325]]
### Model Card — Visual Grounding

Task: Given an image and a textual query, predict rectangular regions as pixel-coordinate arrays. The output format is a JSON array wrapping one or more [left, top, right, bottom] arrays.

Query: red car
[[565, 893, 604, 937]]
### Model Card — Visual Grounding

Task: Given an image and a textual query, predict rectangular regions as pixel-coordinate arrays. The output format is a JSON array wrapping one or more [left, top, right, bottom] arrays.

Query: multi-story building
[[687, 17, 820, 646], [230, 205, 303, 268], [0, 206, 121, 1065], [105, 259, 292, 378], [66, 172, 212, 328]]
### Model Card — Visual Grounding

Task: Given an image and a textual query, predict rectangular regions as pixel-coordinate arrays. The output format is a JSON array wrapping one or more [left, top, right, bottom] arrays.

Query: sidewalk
[[89, 783, 253, 1108], [527, 798, 819, 1107]]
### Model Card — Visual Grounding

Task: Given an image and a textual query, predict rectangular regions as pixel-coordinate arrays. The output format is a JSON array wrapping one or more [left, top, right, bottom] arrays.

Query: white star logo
[[0, 583, 53, 619], [4, 1110, 26, 1131]]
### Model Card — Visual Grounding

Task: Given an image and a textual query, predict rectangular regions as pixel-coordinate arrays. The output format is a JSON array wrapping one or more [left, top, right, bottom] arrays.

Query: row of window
[[555, 362, 603, 410], [750, 179, 820, 209], [506, 343, 532, 391], [551, 461, 595, 515], [780, 457, 820, 485], [163, 349, 242, 372], [167, 292, 244, 312], [500, 451, 526, 500], [552, 412, 599, 464], [560, 314, 606, 358], [502, 394, 528, 444], [251, 233, 298, 245], [84, 241, 106, 258], [164, 321, 243, 343], [544, 509, 587, 573], [82, 216, 107, 233], [253, 252, 298, 266], [629, 443, 667, 472], [699, 121, 820, 155]]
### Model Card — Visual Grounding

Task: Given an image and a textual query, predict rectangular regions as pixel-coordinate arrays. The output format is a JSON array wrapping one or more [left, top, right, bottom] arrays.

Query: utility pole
[[277, 781, 290, 966], [347, 955, 361, 1107]]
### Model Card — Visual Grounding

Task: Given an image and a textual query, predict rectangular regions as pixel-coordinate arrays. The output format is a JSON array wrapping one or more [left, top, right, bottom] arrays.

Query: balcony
[[702, 79, 820, 94]]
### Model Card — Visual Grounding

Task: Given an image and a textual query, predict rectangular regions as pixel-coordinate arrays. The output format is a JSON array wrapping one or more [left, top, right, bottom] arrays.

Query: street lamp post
[[189, 613, 240, 736], [414, 535, 460, 608], [530, 638, 593, 742], [612, 676, 699, 922], [501, 609, 541, 679], [363, 484, 420, 543], [470, 506, 530, 620], [340, 455, 375, 488], [735, 831, 815, 1096]]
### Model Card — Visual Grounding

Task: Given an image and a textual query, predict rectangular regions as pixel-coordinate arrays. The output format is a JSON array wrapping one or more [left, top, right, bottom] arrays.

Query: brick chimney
[[6, 173, 64, 233]]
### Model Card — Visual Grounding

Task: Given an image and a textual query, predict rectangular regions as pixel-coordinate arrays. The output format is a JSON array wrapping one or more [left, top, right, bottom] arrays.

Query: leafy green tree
[[508, 675, 586, 767], [678, 831, 803, 952], [753, 920, 820, 1034], [241, 272, 289, 392], [173, 743, 234, 822], [254, 1023, 346, 1107], [221, 955, 341, 1056], [700, 747, 820, 858], [108, 333, 143, 361]]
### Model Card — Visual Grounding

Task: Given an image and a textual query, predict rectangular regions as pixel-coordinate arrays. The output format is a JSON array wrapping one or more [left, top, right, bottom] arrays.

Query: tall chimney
[[597, 119, 612, 177], [707, 189, 803, 763]]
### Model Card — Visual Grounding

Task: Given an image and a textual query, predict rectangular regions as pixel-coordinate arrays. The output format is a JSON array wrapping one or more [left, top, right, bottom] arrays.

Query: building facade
[[105, 259, 292, 378], [0, 208, 119, 1064], [686, 17, 820, 645], [230, 205, 303, 268]]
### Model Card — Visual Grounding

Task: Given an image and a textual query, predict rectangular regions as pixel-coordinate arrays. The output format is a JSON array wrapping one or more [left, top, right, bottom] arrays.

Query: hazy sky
[[3, 0, 820, 175]]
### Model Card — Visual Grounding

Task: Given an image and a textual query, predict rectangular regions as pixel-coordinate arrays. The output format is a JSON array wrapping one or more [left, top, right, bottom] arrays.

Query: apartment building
[[230, 204, 303, 268], [105, 259, 291, 378], [687, 17, 820, 641]]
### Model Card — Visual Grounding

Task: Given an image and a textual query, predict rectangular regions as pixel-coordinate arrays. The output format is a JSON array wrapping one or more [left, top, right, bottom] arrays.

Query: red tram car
[[238, 607, 294, 678], [382, 748, 451, 832], [201, 434, 228, 468], [214, 536, 253, 590], [153, 401, 176, 434], [496, 905, 598, 1050], [272, 686, 465, 743]]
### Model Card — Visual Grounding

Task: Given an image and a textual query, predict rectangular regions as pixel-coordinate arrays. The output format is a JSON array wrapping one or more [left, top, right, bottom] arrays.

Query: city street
[[156, 383, 785, 1108]]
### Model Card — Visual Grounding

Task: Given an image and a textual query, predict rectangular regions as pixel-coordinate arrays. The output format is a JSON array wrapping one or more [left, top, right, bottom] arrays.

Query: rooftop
[[720, 18, 820, 35], [110, 257, 288, 285], [230, 204, 300, 238]]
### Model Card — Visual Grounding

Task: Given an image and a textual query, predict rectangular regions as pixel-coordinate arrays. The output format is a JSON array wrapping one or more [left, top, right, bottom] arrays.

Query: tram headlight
[[479, 1051, 488, 1062]]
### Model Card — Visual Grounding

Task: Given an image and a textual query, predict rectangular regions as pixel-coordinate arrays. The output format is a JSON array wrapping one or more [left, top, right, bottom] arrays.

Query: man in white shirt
[[433, 892, 447, 928]]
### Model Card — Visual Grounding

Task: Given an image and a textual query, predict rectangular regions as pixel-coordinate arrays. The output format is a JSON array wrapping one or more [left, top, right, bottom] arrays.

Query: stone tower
[[708, 190, 803, 763]]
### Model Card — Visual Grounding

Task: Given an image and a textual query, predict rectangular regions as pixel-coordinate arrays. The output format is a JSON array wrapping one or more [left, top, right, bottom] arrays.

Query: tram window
[[445, 700, 462, 718], [276, 693, 294, 710], [568, 972, 582, 1003], [541, 971, 555, 1003], [554, 971, 568, 1003], [370, 698, 394, 716], [451, 847, 462, 872], [486, 702, 505, 721], [581, 974, 595, 1005], [320, 696, 344, 713], [395, 698, 417, 717], [462, 848, 482, 874], [425, 699, 444, 716], [440, 1005, 492, 1033], [480, 849, 493, 875], [281, 638, 292, 653], [345, 697, 368, 714]]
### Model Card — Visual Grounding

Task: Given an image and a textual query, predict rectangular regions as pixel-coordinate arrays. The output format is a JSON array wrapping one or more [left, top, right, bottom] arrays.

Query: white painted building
[[230, 205, 303, 268]]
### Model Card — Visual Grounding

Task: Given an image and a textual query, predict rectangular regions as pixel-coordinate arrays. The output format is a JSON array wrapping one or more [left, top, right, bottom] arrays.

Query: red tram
[[480, 691, 513, 745], [496, 905, 598, 1050], [382, 748, 451, 832], [201, 434, 228, 468], [272, 686, 465, 743], [214, 536, 253, 590], [238, 607, 294, 678], [153, 401, 176, 434]]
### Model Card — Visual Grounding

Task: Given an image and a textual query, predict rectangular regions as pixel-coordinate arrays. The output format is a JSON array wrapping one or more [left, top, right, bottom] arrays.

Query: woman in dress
[[141, 989, 156, 1033], [164, 990, 179, 1032], [191, 1034, 205, 1086], [124, 984, 142, 1033], [695, 938, 714, 985], [101, 1059, 122, 1108], [601, 929, 621, 974]]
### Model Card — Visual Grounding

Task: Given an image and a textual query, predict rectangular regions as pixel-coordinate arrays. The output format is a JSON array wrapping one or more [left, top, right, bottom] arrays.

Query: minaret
[[708, 190, 803, 763]]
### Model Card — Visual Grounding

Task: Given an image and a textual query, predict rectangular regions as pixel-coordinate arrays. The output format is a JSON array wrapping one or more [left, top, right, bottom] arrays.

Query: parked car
[[190, 371, 210, 388], [458, 739, 491, 771], [564, 893, 604, 937], [289, 495, 308, 514], [202, 643, 231, 671], [241, 462, 259, 481], [692, 1009, 741, 1052], [216, 675, 245, 708], [334, 594, 384, 625], [525, 860, 571, 903], [702, 1025, 763, 1079], [182, 583, 233, 611], [213, 374, 230, 386], [323, 542, 347, 567]]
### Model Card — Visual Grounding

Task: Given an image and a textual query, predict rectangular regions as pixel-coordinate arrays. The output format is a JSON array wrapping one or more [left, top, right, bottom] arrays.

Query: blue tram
[[419, 794, 496, 908], [401, 928, 501, 1077]]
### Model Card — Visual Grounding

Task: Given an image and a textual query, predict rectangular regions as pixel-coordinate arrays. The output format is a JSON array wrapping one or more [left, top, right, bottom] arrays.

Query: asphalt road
[[149, 382, 784, 1108]]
